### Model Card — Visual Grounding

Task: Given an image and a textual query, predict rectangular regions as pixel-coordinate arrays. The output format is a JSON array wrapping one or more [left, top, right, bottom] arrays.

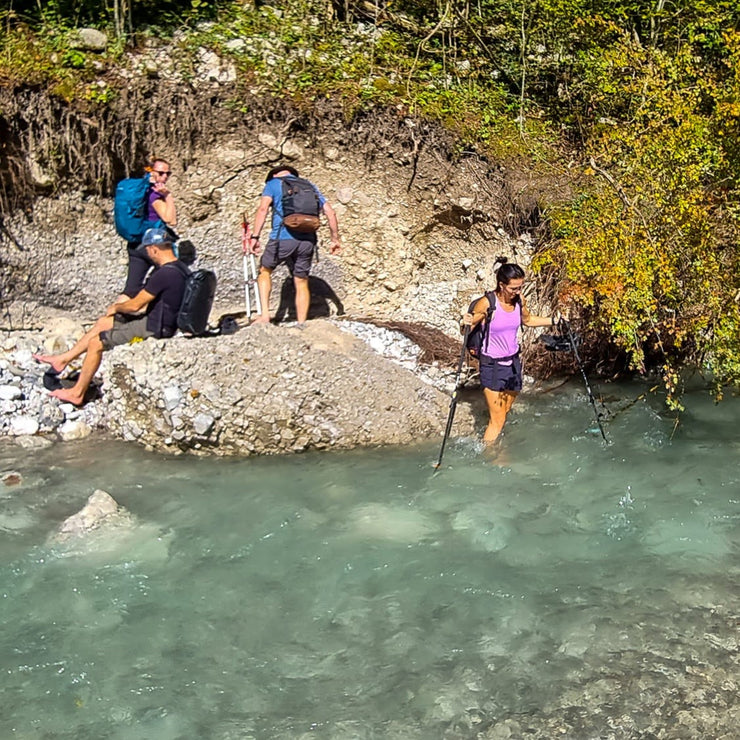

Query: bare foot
[[484, 443, 510, 467], [50, 387, 85, 406], [32, 353, 68, 374], [251, 315, 270, 325]]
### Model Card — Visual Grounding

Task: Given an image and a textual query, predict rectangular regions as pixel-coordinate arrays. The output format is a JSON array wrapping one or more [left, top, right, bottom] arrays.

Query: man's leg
[[33, 315, 115, 374], [294, 276, 310, 323], [291, 240, 315, 323], [50, 334, 105, 406], [254, 266, 273, 324]]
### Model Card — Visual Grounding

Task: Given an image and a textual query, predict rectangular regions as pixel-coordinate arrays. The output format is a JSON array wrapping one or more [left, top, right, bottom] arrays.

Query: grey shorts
[[480, 355, 523, 392], [261, 238, 315, 278], [99, 315, 154, 350]]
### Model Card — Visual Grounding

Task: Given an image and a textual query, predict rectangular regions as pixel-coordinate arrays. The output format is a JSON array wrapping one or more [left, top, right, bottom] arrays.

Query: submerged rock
[[1, 471, 22, 486], [52, 489, 131, 543]]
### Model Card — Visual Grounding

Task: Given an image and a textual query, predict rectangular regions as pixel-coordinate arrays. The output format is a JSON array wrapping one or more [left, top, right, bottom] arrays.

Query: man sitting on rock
[[33, 228, 187, 406]]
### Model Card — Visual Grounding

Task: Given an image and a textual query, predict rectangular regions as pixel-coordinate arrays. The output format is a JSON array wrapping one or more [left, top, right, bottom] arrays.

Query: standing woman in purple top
[[463, 257, 557, 444], [120, 158, 178, 299]]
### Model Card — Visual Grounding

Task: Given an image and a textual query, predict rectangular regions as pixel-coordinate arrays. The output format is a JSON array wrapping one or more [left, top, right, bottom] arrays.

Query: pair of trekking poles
[[434, 319, 608, 470], [241, 214, 262, 319]]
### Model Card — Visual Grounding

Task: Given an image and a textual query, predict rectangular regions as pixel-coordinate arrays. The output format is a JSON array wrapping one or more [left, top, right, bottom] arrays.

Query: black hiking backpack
[[169, 263, 218, 337], [464, 291, 497, 359], [281, 176, 321, 232]]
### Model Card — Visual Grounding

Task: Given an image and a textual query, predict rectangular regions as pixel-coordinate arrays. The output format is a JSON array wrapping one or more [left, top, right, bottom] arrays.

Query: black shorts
[[261, 238, 315, 278], [480, 355, 522, 392], [99, 315, 154, 350]]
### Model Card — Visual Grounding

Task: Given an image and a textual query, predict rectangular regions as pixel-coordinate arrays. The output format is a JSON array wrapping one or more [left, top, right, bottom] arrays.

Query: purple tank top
[[483, 293, 521, 362], [147, 189, 163, 222]]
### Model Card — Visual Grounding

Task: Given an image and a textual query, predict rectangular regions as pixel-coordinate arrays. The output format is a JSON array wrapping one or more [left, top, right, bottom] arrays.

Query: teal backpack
[[114, 175, 162, 243]]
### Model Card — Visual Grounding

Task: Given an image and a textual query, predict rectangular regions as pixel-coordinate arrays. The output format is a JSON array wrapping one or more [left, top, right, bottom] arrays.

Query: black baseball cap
[[265, 165, 299, 182]]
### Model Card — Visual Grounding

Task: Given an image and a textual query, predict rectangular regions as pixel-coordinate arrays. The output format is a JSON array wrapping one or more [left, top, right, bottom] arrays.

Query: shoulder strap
[[482, 291, 496, 354], [516, 294, 524, 327], [165, 260, 191, 279]]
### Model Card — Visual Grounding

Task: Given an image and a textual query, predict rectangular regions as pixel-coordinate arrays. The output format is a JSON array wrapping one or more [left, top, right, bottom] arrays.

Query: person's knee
[[93, 316, 114, 334], [88, 334, 105, 354]]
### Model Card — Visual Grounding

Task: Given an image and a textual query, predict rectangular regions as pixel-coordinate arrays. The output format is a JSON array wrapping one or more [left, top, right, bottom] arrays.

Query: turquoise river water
[[0, 380, 738, 739]]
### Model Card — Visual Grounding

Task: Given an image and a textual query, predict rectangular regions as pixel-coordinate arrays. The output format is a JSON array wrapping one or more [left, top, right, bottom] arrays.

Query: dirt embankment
[[0, 53, 571, 454]]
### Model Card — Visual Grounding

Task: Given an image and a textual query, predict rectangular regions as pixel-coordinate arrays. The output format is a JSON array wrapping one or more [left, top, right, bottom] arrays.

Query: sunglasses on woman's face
[[154, 170, 172, 176]]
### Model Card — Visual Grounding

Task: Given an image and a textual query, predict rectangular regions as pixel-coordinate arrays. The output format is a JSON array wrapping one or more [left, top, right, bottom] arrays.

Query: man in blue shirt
[[247, 166, 341, 323]]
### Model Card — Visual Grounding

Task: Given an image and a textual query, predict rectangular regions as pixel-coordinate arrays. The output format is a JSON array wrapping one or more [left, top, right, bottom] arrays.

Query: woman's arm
[[461, 295, 491, 332], [151, 185, 177, 226], [521, 298, 558, 328]]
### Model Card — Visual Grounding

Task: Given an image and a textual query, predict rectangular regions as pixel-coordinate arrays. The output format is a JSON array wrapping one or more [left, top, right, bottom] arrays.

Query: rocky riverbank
[[0, 308, 477, 455]]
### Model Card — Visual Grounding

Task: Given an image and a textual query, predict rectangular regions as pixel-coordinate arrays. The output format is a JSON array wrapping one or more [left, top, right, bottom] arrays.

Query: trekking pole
[[434, 325, 471, 470], [241, 215, 262, 319], [561, 319, 609, 443]]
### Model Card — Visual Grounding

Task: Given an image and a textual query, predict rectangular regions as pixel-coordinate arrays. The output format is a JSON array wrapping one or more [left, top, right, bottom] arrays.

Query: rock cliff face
[[1, 103, 546, 337]]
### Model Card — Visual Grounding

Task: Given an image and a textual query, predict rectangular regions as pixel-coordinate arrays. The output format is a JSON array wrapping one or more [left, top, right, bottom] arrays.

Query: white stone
[[0, 385, 22, 401], [163, 385, 183, 411], [193, 413, 215, 436], [281, 140, 303, 161], [14, 435, 53, 450], [336, 187, 354, 204], [10, 349, 33, 366], [258, 133, 279, 151], [57, 489, 119, 537], [10, 416, 39, 436], [225, 38, 246, 52], [58, 420, 92, 441], [69, 28, 107, 51]]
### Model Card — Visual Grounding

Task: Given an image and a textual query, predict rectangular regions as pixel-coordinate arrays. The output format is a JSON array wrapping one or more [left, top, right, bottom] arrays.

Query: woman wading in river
[[463, 257, 558, 444]]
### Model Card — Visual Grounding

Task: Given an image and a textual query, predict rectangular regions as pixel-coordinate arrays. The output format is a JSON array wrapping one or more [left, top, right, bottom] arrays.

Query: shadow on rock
[[274, 276, 345, 323]]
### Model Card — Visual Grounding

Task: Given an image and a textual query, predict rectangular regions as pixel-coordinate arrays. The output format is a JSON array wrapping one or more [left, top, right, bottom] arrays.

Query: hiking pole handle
[[241, 213, 250, 255], [434, 325, 471, 471]]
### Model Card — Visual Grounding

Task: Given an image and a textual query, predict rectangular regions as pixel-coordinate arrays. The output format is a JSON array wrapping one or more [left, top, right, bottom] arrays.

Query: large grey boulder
[[68, 28, 107, 52], [94, 320, 475, 456]]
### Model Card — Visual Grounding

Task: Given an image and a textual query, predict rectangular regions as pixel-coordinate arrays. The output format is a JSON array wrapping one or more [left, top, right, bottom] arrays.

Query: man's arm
[[322, 202, 341, 254], [249, 196, 273, 254], [106, 290, 155, 317]]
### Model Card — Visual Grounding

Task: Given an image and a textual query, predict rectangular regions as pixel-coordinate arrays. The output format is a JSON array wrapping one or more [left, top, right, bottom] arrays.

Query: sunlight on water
[[0, 381, 737, 738]]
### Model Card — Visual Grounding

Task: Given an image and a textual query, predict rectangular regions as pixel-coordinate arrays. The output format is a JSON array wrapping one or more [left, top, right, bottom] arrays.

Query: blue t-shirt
[[262, 176, 326, 241]]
